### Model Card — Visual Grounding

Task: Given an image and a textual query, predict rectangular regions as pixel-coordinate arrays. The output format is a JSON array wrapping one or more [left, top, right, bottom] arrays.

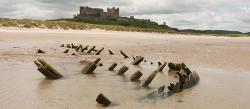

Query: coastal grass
[[0, 18, 177, 33], [0, 18, 249, 37]]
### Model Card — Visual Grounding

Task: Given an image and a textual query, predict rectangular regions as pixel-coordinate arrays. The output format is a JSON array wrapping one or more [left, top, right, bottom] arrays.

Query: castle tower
[[107, 7, 119, 18]]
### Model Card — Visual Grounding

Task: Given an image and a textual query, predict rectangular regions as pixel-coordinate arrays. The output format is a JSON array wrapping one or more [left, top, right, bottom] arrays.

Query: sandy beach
[[0, 29, 250, 109]]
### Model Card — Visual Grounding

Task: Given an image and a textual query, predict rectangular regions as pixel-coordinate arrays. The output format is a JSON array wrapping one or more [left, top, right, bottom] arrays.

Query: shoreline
[[0, 26, 243, 39]]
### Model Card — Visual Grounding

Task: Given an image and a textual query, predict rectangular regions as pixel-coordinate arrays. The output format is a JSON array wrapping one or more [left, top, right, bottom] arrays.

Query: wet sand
[[0, 29, 250, 109]]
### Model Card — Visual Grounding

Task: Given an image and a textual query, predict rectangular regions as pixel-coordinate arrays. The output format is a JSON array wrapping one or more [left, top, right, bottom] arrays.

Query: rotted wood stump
[[130, 71, 143, 81], [60, 44, 64, 47], [108, 50, 114, 55], [168, 82, 183, 94], [81, 58, 101, 74], [120, 50, 129, 59], [34, 59, 63, 79], [94, 58, 101, 64], [108, 63, 117, 71], [66, 44, 71, 48], [157, 62, 167, 72], [71, 43, 77, 49], [37, 49, 45, 53], [96, 93, 111, 107], [158, 85, 165, 93], [131, 56, 144, 65], [95, 48, 104, 55], [158, 62, 162, 66], [75, 45, 83, 51], [87, 46, 96, 53], [118, 65, 129, 75], [63, 49, 69, 53], [81, 45, 89, 52], [168, 62, 186, 71], [142, 70, 158, 87]]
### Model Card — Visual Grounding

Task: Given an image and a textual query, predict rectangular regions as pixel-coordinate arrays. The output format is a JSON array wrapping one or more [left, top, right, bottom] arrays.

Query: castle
[[74, 6, 158, 24], [75, 6, 120, 19]]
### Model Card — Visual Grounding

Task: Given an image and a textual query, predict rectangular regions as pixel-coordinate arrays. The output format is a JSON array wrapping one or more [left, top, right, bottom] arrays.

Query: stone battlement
[[76, 6, 119, 18]]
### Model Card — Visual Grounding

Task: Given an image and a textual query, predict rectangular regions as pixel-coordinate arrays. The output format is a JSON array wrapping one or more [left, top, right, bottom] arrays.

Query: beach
[[0, 29, 250, 109]]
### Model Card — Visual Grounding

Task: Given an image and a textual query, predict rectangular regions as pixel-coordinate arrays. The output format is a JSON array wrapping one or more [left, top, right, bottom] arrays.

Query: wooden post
[[87, 46, 96, 53], [158, 85, 165, 93], [75, 45, 82, 51], [71, 43, 77, 49], [60, 44, 64, 47], [108, 50, 114, 55], [96, 93, 111, 107], [67, 44, 71, 48], [168, 62, 186, 71], [81, 45, 89, 52], [108, 63, 117, 71], [118, 65, 129, 75], [95, 48, 104, 55], [131, 56, 144, 65], [168, 82, 183, 94], [130, 71, 143, 81], [173, 82, 182, 93], [157, 62, 167, 72], [63, 49, 69, 53], [183, 66, 192, 75], [34, 61, 54, 78], [142, 70, 158, 87], [120, 50, 129, 59], [37, 49, 45, 53], [37, 59, 63, 77], [34, 59, 63, 79], [81, 58, 101, 74], [94, 58, 101, 64], [167, 83, 175, 91], [81, 63, 97, 74]]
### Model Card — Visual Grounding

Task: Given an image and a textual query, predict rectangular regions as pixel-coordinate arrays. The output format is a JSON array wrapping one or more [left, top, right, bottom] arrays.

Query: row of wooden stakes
[[33, 57, 199, 107], [34, 43, 200, 107], [60, 43, 129, 58]]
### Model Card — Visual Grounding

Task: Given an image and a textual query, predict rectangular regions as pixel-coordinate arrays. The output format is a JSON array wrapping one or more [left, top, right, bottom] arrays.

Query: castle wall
[[79, 7, 104, 17], [107, 7, 119, 18], [77, 6, 119, 18]]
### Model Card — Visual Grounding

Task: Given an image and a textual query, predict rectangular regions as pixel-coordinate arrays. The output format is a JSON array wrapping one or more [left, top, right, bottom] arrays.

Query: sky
[[0, 0, 250, 32]]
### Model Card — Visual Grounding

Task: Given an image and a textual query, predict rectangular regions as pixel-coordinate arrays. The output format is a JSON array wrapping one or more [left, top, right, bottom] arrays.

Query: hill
[[0, 18, 249, 37]]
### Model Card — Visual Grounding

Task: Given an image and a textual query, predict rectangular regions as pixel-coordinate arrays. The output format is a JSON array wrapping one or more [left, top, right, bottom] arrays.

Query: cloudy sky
[[0, 0, 250, 32]]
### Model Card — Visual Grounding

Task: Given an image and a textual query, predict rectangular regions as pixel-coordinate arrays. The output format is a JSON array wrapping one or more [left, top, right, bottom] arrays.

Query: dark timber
[[120, 50, 129, 59], [142, 70, 158, 87], [130, 71, 143, 81], [95, 48, 104, 55], [87, 46, 96, 53], [34, 59, 63, 79], [96, 93, 111, 107], [108, 63, 117, 71], [118, 65, 129, 75], [131, 56, 144, 65]]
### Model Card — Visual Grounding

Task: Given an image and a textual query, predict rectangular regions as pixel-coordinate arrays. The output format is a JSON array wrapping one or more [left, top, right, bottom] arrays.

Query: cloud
[[0, 0, 249, 32]]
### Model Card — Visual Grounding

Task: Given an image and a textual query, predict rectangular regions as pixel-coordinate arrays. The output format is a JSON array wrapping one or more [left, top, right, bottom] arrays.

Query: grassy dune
[[0, 18, 177, 33], [0, 18, 249, 37]]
